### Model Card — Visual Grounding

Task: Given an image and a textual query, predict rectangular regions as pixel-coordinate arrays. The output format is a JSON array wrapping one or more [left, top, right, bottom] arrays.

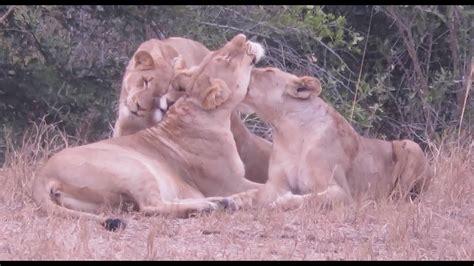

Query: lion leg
[[121, 179, 224, 218], [140, 199, 221, 218], [271, 192, 310, 211], [298, 164, 354, 209], [314, 184, 353, 208], [235, 178, 264, 192], [32, 178, 124, 232], [222, 188, 260, 211], [230, 111, 272, 184], [223, 176, 292, 211], [112, 119, 122, 138], [269, 184, 352, 211], [112, 107, 130, 137]]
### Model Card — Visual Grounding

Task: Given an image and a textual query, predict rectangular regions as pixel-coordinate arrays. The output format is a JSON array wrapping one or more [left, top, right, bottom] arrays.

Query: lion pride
[[113, 36, 271, 183], [32, 34, 265, 231], [225, 67, 433, 210]]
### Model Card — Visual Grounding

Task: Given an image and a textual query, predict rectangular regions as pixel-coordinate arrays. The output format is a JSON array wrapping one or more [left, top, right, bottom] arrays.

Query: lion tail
[[31, 175, 124, 231]]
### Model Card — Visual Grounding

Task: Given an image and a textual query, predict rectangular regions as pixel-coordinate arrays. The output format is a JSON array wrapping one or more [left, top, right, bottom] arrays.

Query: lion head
[[121, 48, 178, 120], [243, 67, 322, 122], [164, 34, 265, 112]]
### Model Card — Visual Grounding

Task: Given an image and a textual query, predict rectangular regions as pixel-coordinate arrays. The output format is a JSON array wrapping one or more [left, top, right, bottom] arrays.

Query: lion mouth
[[152, 109, 163, 123], [129, 110, 146, 117], [158, 96, 169, 112], [246, 41, 265, 64]]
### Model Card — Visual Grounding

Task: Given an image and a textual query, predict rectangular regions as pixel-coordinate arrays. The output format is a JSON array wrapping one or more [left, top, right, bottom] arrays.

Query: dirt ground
[[0, 124, 472, 260]]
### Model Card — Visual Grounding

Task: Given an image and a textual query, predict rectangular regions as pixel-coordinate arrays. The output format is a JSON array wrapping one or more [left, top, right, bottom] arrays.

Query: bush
[[1, 5, 472, 163]]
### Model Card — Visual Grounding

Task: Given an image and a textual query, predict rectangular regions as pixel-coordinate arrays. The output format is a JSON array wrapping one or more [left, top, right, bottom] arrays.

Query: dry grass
[[0, 121, 472, 260]]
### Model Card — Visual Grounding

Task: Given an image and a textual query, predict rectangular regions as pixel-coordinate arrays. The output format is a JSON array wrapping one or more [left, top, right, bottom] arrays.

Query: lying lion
[[113, 37, 271, 183], [226, 67, 433, 210], [113, 37, 209, 137], [32, 34, 265, 231]]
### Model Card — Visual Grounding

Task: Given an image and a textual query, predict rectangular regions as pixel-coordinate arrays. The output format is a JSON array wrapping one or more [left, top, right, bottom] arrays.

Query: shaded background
[[1, 5, 473, 164]]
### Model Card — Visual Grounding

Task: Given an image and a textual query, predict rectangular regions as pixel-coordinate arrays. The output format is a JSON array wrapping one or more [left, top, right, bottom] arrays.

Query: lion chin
[[152, 108, 164, 123]]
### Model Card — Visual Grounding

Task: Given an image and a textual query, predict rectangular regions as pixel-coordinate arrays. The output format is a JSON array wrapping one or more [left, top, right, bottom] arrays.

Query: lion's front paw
[[187, 200, 220, 218], [199, 201, 220, 213], [206, 196, 238, 211]]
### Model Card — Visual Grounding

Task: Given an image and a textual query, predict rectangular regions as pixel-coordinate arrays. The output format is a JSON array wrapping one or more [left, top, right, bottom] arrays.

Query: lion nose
[[236, 33, 247, 42]]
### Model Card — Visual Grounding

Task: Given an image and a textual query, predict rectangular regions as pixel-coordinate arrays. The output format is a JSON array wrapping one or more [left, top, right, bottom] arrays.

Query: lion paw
[[207, 196, 239, 211], [103, 218, 126, 232]]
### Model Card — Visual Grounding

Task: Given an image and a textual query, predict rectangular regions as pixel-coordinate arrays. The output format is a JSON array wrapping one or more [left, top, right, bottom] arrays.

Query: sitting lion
[[113, 37, 271, 183], [226, 67, 433, 210], [32, 34, 265, 231]]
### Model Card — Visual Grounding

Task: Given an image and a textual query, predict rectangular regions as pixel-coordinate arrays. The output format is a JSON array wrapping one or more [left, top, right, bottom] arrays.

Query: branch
[[350, 6, 374, 123], [196, 20, 272, 39], [458, 16, 474, 142], [0, 6, 15, 25], [198, 13, 355, 78], [29, 29, 52, 65], [448, 6, 462, 106], [288, 26, 356, 76], [384, 6, 433, 136], [457, 57, 473, 142], [385, 6, 429, 98], [218, 6, 285, 35], [0, 27, 51, 65]]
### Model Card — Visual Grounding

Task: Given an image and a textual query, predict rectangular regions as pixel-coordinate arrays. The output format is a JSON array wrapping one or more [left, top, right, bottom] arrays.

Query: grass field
[[0, 122, 472, 260]]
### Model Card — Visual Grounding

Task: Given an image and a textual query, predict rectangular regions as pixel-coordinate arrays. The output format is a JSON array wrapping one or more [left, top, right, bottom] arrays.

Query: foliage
[[0, 5, 472, 164]]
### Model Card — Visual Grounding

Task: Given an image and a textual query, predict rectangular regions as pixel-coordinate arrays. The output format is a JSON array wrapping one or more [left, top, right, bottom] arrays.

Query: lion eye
[[224, 55, 232, 64], [296, 87, 310, 93], [216, 55, 231, 64]]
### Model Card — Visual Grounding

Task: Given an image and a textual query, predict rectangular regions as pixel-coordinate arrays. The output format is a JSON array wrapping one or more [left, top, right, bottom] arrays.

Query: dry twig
[[0, 6, 15, 25]]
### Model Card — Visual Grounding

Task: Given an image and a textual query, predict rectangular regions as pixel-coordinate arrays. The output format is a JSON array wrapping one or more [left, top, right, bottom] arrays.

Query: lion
[[113, 37, 271, 183], [225, 67, 433, 211], [32, 34, 265, 231], [113, 37, 210, 138]]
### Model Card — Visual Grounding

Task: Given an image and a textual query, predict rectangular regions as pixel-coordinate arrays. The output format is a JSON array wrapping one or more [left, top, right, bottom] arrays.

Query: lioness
[[226, 67, 433, 210], [32, 34, 265, 231], [113, 37, 209, 137], [113, 37, 271, 183]]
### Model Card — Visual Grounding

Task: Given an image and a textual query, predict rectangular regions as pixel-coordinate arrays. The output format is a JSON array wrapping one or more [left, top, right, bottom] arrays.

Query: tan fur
[[229, 111, 272, 183], [32, 34, 265, 228], [113, 37, 271, 183], [226, 67, 433, 210], [113, 37, 210, 138]]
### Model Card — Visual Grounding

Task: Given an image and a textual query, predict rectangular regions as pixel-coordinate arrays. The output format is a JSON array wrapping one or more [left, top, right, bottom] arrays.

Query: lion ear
[[160, 43, 180, 63], [134, 50, 154, 70], [199, 78, 232, 110], [172, 55, 187, 71], [171, 62, 196, 93], [286, 76, 322, 99]]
